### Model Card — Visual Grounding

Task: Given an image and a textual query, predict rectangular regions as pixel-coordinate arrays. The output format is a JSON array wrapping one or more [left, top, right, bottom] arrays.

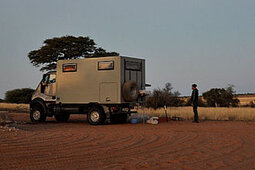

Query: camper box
[[56, 56, 145, 104]]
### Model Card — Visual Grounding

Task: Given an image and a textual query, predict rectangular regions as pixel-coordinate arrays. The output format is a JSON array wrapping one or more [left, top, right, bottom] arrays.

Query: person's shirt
[[191, 89, 199, 104]]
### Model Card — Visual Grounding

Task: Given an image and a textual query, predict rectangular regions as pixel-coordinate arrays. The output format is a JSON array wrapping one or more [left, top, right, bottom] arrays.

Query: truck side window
[[49, 74, 56, 83], [98, 61, 114, 70], [42, 74, 49, 83], [41, 74, 49, 93]]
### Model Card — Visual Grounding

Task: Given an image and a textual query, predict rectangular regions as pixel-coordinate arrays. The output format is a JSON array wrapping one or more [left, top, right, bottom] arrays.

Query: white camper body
[[56, 56, 145, 104]]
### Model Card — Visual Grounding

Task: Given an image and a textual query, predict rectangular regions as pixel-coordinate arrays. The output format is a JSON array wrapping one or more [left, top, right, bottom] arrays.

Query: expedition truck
[[30, 56, 147, 125]]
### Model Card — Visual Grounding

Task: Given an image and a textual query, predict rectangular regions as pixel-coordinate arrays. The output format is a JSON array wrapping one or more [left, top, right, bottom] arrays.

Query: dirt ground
[[1, 113, 255, 170]]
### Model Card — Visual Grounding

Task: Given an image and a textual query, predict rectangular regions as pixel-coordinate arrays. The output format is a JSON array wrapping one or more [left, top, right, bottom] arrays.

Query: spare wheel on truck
[[122, 80, 139, 102]]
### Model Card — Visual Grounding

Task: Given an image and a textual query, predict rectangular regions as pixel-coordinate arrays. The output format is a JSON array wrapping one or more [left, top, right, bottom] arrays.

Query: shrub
[[145, 83, 184, 109], [5, 88, 35, 104], [249, 101, 255, 108], [202, 85, 239, 107]]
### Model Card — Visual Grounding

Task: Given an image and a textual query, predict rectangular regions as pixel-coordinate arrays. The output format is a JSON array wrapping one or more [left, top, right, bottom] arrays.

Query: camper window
[[98, 61, 114, 70], [125, 61, 141, 71], [63, 63, 77, 72]]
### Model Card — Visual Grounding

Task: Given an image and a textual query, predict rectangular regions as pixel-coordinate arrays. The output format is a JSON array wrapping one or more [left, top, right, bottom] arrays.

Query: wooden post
[[164, 105, 168, 122]]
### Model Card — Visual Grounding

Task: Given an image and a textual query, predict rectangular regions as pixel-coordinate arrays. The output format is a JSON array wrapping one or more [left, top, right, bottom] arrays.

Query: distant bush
[[248, 101, 255, 108], [5, 88, 35, 104], [0, 99, 4, 103], [145, 83, 184, 109], [202, 85, 239, 107], [251, 102, 255, 108]]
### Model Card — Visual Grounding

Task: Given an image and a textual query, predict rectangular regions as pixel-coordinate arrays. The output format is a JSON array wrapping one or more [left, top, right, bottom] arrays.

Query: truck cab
[[32, 71, 57, 101]]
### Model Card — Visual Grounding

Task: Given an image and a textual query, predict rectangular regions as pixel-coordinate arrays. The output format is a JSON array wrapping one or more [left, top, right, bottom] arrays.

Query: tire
[[122, 80, 139, 102], [87, 106, 106, 125], [111, 114, 128, 124], [55, 113, 70, 122], [30, 104, 46, 122]]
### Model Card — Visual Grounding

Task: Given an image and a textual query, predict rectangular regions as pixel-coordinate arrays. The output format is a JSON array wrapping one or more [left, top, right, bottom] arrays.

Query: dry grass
[[0, 103, 29, 113], [138, 107, 255, 121], [238, 95, 255, 106], [0, 103, 255, 121]]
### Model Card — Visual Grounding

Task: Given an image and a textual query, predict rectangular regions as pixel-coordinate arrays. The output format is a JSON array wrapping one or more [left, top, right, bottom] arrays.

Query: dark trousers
[[193, 103, 199, 122]]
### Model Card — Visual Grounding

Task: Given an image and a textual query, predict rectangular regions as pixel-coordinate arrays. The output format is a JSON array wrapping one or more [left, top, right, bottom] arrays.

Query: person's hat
[[192, 84, 197, 88]]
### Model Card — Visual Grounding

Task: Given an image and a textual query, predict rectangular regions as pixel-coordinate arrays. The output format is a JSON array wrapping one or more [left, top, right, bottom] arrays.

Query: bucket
[[130, 118, 138, 124]]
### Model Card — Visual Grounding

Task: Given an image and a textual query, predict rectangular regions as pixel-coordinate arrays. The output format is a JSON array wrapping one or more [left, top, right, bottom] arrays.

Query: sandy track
[[1, 113, 255, 169]]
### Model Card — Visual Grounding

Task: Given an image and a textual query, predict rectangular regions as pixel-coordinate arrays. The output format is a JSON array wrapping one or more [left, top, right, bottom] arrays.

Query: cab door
[[41, 73, 56, 97]]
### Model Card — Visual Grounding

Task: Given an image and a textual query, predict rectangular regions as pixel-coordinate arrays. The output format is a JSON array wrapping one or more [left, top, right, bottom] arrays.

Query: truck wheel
[[87, 106, 106, 125], [55, 113, 70, 122], [122, 80, 139, 102], [30, 104, 46, 122], [111, 114, 128, 124]]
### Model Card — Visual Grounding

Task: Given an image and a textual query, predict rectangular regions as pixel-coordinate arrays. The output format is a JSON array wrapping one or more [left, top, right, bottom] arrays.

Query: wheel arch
[[30, 98, 48, 116], [87, 103, 105, 112]]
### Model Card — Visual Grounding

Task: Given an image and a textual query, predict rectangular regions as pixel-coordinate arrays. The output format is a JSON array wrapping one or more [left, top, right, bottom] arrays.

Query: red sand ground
[[0, 113, 255, 169]]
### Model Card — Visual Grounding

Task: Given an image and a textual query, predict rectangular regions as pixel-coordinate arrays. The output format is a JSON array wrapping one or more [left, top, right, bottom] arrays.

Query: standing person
[[191, 84, 199, 123]]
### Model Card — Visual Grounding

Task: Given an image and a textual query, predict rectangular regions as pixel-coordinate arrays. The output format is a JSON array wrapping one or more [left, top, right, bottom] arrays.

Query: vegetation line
[[0, 103, 255, 121], [138, 107, 255, 121]]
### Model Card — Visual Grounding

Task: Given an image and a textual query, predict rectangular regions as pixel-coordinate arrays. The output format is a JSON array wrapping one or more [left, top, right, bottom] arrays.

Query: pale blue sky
[[0, 0, 255, 98]]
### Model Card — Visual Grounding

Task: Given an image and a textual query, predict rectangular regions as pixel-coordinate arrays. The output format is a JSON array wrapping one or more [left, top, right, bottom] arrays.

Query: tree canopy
[[28, 36, 119, 71]]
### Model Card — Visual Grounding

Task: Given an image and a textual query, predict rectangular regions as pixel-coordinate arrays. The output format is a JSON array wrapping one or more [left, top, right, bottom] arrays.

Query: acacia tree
[[28, 36, 119, 71]]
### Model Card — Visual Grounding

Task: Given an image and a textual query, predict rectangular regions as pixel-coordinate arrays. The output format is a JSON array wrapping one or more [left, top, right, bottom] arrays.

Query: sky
[[0, 0, 255, 99]]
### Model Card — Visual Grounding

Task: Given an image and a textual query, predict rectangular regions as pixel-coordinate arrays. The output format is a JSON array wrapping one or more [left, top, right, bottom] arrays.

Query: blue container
[[130, 118, 138, 124]]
